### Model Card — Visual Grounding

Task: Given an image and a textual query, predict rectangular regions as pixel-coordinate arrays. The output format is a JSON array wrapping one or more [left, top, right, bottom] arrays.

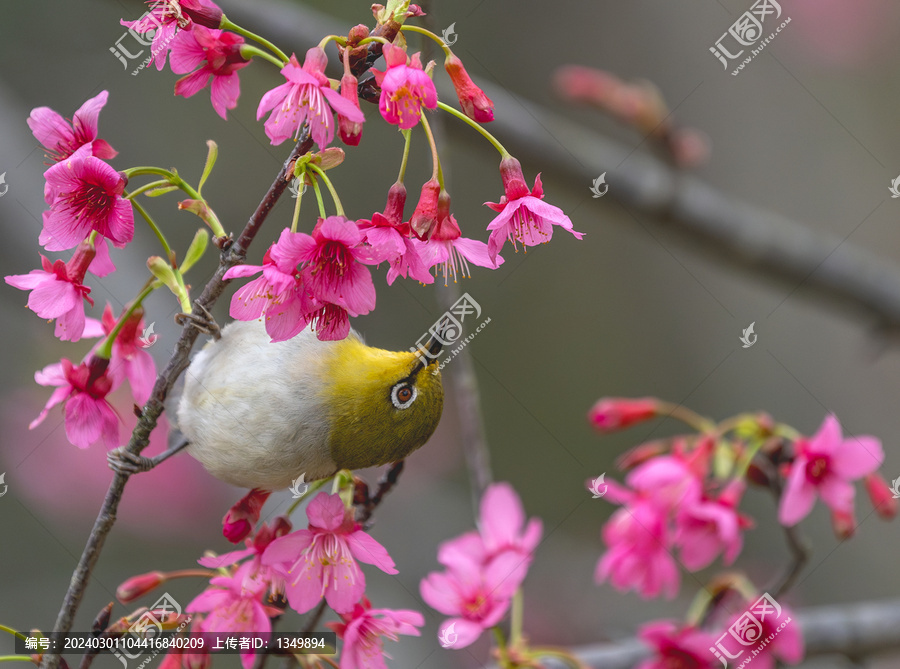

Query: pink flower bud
[[222, 489, 271, 544], [180, 1, 224, 29], [588, 397, 658, 432], [864, 473, 898, 520], [409, 178, 441, 240], [444, 54, 494, 122], [830, 507, 856, 540], [116, 571, 166, 604], [338, 73, 364, 146]]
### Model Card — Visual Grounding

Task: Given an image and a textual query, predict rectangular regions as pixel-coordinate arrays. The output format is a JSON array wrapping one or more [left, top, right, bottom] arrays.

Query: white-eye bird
[[108, 318, 444, 490]]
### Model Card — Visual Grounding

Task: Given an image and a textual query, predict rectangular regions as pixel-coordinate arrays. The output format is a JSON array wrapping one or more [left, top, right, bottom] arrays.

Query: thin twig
[[354, 460, 406, 527]]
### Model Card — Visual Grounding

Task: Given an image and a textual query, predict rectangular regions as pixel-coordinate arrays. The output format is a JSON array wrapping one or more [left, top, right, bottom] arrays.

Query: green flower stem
[[128, 195, 173, 258], [310, 175, 327, 219], [399, 24, 451, 57], [124, 168, 227, 239], [397, 129, 412, 183], [655, 400, 717, 433], [509, 588, 524, 648], [221, 16, 288, 64], [733, 438, 766, 481], [419, 114, 444, 188], [0, 657, 33, 663], [436, 101, 510, 157], [0, 626, 27, 642], [307, 164, 344, 217], [356, 36, 392, 47], [96, 281, 159, 360], [290, 181, 304, 233], [774, 423, 801, 440], [123, 166, 179, 182], [287, 479, 331, 515], [125, 179, 171, 200], [318, 35, 348, 50], [239, 44, 285, 69], [491, 627, 510, 667]]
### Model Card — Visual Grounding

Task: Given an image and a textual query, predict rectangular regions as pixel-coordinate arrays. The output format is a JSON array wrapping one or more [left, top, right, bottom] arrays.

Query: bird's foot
[[107, 447, 156, 475], [175, 302, 221, 340]]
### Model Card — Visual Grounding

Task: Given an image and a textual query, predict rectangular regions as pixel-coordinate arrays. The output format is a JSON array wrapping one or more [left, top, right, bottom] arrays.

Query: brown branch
[[505, 598, 900, 669], [41, 13, 405, 668]]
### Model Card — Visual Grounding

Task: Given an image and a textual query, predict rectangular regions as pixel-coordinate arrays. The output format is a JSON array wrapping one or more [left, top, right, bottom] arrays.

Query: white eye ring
[[391, 382, 417, 409]]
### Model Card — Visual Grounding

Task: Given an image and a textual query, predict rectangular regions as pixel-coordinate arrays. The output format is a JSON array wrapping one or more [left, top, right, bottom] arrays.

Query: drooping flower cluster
[[420, 482, 542, 649]]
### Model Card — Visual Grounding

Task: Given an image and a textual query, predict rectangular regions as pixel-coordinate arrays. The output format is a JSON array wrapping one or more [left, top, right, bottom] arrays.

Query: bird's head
[[321, 333, 444, 470]]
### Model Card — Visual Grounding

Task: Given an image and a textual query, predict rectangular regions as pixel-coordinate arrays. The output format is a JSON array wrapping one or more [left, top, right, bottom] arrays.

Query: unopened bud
[[864, 472, 898, 520], [588, 397, 658, 432], [117, 571, 166, 604]]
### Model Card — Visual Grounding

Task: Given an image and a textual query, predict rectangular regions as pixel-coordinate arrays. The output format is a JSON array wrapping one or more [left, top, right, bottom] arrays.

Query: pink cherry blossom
[[675, 480, 751, 570], [292, 216, 377, 317], [222, 489, 271, 544], [596, 500, 680, 600], [30, 356, 119, 449], [170, 26, 250, 119], [224, 228, 315, 343], [90, 304, 157, 405], [357, 183, 433, 286], [121, 0, 223, 72], [636, 621, 719, 669], [27, 90, 117, 163], [200, 516, 291, 592], [261, 492, 397, 614], [257, 48, 365, 149], [42, 145, 134, 250], [5, 241, 97, 342], [420, 550, 527, 649], [485, 156, 583, 261], [38, 228, 116, 277], [327, 598, 424, 669], [412, 198, 502, 286], [186, 564, 277, 669], [373, 44, 438, 130], [778, 415, 884, 527]]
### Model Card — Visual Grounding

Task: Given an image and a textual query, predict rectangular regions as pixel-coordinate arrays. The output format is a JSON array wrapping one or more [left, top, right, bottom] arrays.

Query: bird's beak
[[411, 333, 444, 374]]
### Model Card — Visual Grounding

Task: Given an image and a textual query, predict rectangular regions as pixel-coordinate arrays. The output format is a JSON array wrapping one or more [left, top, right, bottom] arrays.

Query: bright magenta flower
[[338, 72, 364, 146], [88, 304, 157, 405], [221, 489, 271, 544], [675, 480, 751, 570], [200, 517, 291, 592], [485, 156, 582, 261], [42, 146, 134, 250], [30, 356, 119, 449], [420, 551, 526, 649], [413, 193, 502, 285], [27, 90, 117, 162], [170, 26, 250, 119], [588, 397, 659, 432], [261, 492, 397, 614], [187, 565, 277, 669], [444, 54, 493, 123], [357, 183, 433, 286], [121, 0, 224, 72], [373, 44, 438, 130], [5, 241, 97, 342], [778, 415, 884, 527], [327, 598, 424, 669], [257, 48, 365, 149], [636, 621, 718, 669], [292, 216, 378, 317], [408, 178, 441, 240], [224, 228, 315, 343]]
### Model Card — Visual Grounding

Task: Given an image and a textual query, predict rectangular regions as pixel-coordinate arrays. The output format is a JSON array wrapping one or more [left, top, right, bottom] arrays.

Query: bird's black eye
[[391, 382, 417, 409]]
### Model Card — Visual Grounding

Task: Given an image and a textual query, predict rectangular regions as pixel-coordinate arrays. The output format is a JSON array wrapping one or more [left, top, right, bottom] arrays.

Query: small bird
[[109, 319, 444, 490]]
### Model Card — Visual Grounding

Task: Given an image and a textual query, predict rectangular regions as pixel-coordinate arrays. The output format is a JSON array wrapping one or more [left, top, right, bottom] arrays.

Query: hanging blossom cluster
[[586, 397, 897, 668]]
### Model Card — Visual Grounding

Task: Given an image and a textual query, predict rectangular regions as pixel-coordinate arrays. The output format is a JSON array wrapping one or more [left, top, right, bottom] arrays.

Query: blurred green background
[[2, 0, 900, 667]]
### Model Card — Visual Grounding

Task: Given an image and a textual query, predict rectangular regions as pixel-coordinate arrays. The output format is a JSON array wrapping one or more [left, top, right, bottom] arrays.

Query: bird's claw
[[107, 447, 155, 475], [175, 302, 221, 340]]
